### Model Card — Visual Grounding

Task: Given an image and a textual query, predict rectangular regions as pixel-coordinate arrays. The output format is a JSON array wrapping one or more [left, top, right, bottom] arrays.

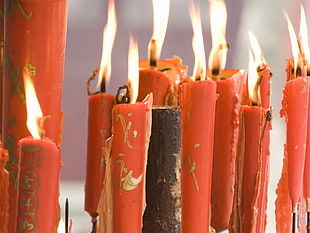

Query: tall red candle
[[181, 80, 217, 233], [84, 92, 114, 219], [3, 1, 68, 231], [209, 69, 244, 230], [0, 146, 9, 233], [111, 96, 152, 233], [281, 77, 309, 211]]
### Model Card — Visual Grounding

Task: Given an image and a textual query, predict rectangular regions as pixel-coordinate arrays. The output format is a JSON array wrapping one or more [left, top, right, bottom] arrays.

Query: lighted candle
[[181, 4, 217, 233], [16, 73, 61, 232], [138, 0, 189, 106], [111, 36, 152, 233], [230, 47, 271, 233], [3, 1, 68, 231], [206, 1, 244, 230], [276, 10, 310, 233], [84, 0, 116, 228], [0, 146, 9, 233]]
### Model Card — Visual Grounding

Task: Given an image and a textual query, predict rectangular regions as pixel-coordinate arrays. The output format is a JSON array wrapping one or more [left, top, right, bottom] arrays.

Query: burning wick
[[87, 67, 106, 96], [37, 115, 51, 139], [251, 75, 263, 106], [149, 39, 157, 68], [116, 85, 130, 104], [211, 43, 229, 78]]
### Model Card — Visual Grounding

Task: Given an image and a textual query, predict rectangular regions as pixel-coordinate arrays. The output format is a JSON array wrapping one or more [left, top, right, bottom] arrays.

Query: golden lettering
[[186, 154, 199, 191]]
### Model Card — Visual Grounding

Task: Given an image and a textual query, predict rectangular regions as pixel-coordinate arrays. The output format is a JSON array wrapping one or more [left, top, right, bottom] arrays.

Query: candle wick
[[100, 76, 106, 93], [91, 217, 97, 233], [38, 115, 51, 139], [149, 39, 157, 69], [115, 85, 130, 104], [87, 67, 100, 96]]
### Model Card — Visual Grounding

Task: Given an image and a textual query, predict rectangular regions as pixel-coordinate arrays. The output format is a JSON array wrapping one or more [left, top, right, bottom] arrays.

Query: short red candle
[[16, 136, 61, 233], [111, 101, 150, 233], [138, 57, 188, 106], [84, 93, 114, 218], [181, 80, 217, 233], [281, 77, 309, 211], [209, 70, 244, 230], [0, 147, 9, 233]]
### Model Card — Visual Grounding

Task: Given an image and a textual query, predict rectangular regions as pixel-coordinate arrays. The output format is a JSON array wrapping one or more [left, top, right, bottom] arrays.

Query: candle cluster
[[85, 0, 272, 233]]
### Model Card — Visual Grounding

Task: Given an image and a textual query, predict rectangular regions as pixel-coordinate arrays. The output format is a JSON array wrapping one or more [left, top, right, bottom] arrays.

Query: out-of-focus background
[[59, 0, 309, 232]]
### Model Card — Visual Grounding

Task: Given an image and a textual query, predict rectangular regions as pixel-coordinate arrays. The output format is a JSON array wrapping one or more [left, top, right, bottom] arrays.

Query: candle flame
[[24, 71, 43, 139], [149, 0, 170, 59], [299, 5, 310, 69], [97, 0, 117, 89], [128, 35, 139, 104], [285, 10, 300, 76], [208, 0, 228, 72], [189, 1, 206, 81], [248, 49, 261, 105], [248, 31, 266, 69]]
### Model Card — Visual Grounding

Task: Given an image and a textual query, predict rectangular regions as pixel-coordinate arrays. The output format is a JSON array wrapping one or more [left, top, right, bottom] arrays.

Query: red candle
[[230, 106, 270, 233], [111, 96, 152, 233], [3, 1, 68, 230], [181, 80, 217, 233], [84, 92, 114, 218], [209, 69, 244, 230], [281, 77, 309, 211], [138, 57, 188, 106], [17, 136, 61, 233], [0, 146, 9, 233]]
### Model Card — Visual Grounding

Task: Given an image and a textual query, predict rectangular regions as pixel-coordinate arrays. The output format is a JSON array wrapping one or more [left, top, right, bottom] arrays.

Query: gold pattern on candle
[[24, 64, 37, 77], [6, 0, 33, 20], [186, 153, 199, 191], [114, 110, 133, 149], [116, 154, 142, 192]]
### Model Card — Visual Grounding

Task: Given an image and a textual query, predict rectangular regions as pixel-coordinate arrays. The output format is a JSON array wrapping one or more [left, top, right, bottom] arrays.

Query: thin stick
[[91, 216, 97, 233], [65, 198, 69, 233], [149, 39, 157, 68], [292, 211, 297, 233], [307, 211, 310, 233]]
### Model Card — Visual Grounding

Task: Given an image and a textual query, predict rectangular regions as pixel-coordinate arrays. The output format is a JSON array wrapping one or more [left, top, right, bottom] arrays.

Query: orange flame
[[248, 49, 260, 104], [248, 31, 266, 69], [189, 1, 206, 81], [149, 0, 170, 59], [299, 5, 310, 67], [285, 10, 300, 75], [208, 0, 228, 71], [128, 36, 139, 104], [24, 71, 43, 139], [97, 0, 117, 89]]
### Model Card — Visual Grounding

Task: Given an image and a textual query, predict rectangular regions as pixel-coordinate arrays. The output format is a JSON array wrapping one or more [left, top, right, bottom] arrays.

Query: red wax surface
[[17, 136, 61, 233], [137, 69, 170, 105], [304, 95, 310, 199], [84, 93, 114, 217], [180, 80, 217, 233], [0, 147, 9, 233], [111, 102, 149, 233], [3, 2, 67, 230], [210, 70, 244, 230], [280, 77, 310, 209], [240, 106, 270, 233], [138, 58, 189, 106]]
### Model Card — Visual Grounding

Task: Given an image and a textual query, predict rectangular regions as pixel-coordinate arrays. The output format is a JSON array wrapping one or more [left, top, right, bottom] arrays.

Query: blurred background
[[60, 0, 309, 232]]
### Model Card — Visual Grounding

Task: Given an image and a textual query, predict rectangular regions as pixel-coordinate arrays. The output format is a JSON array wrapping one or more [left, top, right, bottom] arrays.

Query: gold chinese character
[[21, 197, 32, 210], [21, 175, 34, 190], [19, 217, 34, 230]]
